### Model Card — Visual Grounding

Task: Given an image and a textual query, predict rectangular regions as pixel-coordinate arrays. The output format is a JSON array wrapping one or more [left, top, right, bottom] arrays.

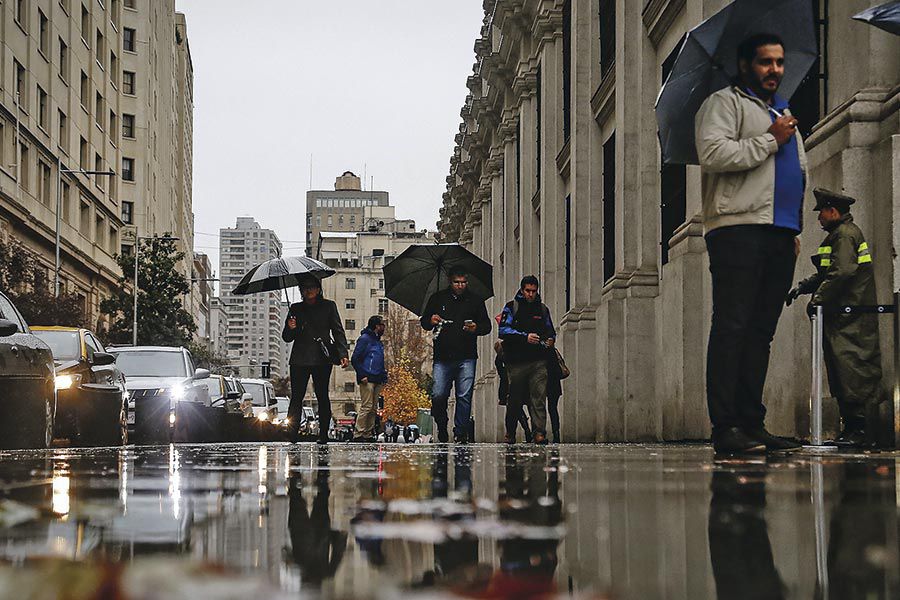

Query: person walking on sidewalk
[[499, 276, 556, 444], [494, 340, 533, 443], [786, 189, 882, 448], [420, 267, 492, 443], [282, 277, 349, 444], [695, 33, 807, 454], [350, 315, 387, 442]]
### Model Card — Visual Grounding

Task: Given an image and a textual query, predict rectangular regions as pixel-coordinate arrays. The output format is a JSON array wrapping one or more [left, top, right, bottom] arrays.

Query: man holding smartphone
[[420, 267, 492, 443]]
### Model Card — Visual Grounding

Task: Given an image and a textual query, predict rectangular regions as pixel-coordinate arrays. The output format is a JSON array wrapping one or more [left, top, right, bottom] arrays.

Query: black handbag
[[313, 336, 341, 366]]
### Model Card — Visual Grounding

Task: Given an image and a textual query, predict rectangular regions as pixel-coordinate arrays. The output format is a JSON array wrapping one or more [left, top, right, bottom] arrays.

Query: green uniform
[[797, 214, 882, 423]]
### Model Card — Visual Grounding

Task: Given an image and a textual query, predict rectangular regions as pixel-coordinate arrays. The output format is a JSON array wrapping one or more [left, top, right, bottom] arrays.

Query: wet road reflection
[[0, 444, 896, 598]]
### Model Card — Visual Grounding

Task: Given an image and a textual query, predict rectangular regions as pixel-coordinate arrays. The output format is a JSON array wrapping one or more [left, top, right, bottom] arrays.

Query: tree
[[188, 342, 230, 375], [0, 238, 87, 327], [100, 234, 196, 346], [382, 303, 432, 386], [272, 375, 291, 396], [381, 353, 430, 426]]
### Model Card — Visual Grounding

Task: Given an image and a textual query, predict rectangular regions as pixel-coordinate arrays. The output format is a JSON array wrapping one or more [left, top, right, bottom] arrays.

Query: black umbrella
[[382, 244, 493, 316], [231, 256, 335, 296], [853, 1, 900, 36], [655, 0, 818, 164]]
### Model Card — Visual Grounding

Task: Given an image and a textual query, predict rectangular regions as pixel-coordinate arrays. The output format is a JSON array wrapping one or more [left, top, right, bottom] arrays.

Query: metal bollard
[[804, 305, 837, 452]]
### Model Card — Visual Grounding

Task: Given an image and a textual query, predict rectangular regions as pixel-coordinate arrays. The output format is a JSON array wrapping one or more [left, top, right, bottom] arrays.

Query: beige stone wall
[[440, 0, 900, 443]]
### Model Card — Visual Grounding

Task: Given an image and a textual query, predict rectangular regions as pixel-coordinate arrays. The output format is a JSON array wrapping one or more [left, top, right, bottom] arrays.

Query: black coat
[[419, 289, 492, 361], [282, 298, 349, 366]]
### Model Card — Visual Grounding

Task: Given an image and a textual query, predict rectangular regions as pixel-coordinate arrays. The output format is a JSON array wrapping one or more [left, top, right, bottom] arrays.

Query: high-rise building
[[305, 171, 390, 259], [209, 297, 231, 360], [0, 0, 194, 329], [190, 252, 213, 348], [219, 217, 286, 378]]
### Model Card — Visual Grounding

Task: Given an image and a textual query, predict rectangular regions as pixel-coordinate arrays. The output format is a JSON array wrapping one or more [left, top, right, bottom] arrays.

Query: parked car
[[32, 327, 127, 446], [299, 406, 319, 439], [0, 291, 56, 449], [273, 396, 291, 428], [109, 346, 210, 444], [240, 379, 278, 441]]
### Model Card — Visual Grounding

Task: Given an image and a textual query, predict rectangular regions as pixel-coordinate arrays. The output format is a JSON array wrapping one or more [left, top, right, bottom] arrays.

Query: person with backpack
[[498, 275, 556, 444]]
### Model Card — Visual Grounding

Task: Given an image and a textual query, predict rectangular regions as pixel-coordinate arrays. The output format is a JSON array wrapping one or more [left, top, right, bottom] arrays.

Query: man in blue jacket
[[351, 315, 387, 442]]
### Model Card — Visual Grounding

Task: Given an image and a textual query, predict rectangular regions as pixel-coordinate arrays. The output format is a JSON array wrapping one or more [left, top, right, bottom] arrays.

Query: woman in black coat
[[282, 278, 348, 443]]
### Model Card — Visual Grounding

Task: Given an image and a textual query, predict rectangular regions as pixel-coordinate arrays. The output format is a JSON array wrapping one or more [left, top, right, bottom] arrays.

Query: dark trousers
[[505, 360, 548, 437], [289, 364, 333, 435], [706, 226, 796, 430], [548, 394, 561, 438]]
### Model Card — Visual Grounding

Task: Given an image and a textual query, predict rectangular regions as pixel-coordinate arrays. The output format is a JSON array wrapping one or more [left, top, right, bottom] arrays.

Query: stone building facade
[[0, 0, 194, 329], [439, 0, 900, 443]]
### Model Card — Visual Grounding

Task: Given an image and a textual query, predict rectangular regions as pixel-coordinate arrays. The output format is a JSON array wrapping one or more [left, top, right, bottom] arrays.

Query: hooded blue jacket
[[498, 291, 556, 364], [351, 327, 387, 384]]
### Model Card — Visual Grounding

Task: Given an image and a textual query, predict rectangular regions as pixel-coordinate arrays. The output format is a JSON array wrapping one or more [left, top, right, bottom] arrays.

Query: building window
[[792, 0, 828, 137], [121, 200, 133, 224], [14, 60, 26, 107], [95, 30, 105, 68], [110, 52, 118, 86], [327, 215, 333, 227], [122, 113, 135, 138], [19, 144, 29, 190], [124, 0, 135, 8], [378, 299, 388, 314], [37, 86, 48, 130], [16, 0, 28, 29], [345, 277, 356, 290], [123, 27, 136, 52], [562, 0, 572, 141], [122, 157, 134, 181], [80, 71, 89, 107], [345, 298, 355, 310], [109, 111, 117, 144], [602, 132, 616, 283], [79, 136, 88, 169], [660, 43, 687, 267], [39, 10, 49, 55], [59, 39, 70, 82], [565, 195, 571, 311], [122, 71, 135, 94], [62, 182, 71, 222], [81, 4, 90, 44], [38, 161, 51, 205], [343, 382, 355, 393], [370, 289, 378, 298], [345, 319, 356, 331], [378, 278, 384, 289], [58, 109, 68, 151], [94, 154, 103, 186], [95, 92, 104, 129], [599, 0, 616, 79]]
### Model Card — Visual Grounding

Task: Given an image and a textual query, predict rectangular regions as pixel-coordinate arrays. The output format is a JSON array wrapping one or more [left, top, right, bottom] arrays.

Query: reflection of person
[[786, 189, 882, 448], [351, 315, 387, 442], [285, 450, 347, 585], [282, 277, 349, 443], [431, 447, 478, 583], [420, 268, 492, 443], [708, 468, 785, 600], [695, 33, 808, 454]]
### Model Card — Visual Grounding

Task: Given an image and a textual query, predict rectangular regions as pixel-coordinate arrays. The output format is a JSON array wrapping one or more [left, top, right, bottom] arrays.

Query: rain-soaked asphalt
[[0, 443, 897, 599]]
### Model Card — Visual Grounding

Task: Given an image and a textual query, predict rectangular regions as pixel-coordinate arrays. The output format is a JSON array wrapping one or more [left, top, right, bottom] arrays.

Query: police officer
[[786, 188, 882, 447]]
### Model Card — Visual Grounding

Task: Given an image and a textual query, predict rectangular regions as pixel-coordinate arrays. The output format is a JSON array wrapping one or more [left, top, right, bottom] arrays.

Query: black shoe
[[436, 428, 449, 443], [552, 430, 561, 444], [712, 427, 766, 455], [454, 433, 469, 444], [746, 428, 802, 451], [832, 428, 871, 448], [316, 434, 329, 444]]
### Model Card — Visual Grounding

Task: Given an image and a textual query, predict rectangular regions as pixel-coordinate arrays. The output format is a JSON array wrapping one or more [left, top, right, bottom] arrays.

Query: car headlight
[[272, 418, 282, 425], [281, 418, 291, 427], [257, 412, 269, 422], [170, 385, 186, 400], [169, 412, 177, 425], [55, 373, 81, 391]]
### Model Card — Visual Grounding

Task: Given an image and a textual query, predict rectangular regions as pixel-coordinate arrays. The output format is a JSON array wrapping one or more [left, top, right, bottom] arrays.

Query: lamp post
[[133, 234, 180, 346], [55, 161, 116, 297]]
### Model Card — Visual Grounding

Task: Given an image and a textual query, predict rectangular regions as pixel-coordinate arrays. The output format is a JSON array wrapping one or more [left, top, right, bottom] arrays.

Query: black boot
[[830, 414, 870, 449], [712, 427, 766, 455], [745, 427, 802, 451], [436, 427, 449, 443], [552, 430, 561, 444]]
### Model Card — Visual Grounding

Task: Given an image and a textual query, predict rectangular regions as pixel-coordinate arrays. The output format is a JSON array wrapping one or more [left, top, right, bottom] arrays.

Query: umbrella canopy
[[382, 244, 493, 316], [231, 256, 335, 295], [853, 1, 900, 36], [655, 0, 818, 165]]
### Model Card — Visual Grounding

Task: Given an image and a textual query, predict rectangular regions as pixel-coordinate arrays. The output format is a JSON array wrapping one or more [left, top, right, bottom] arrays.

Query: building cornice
[[642, 0, 687, 47]]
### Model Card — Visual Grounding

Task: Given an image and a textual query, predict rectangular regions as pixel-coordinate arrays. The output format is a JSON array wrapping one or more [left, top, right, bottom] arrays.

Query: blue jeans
[[431, 359, 477, 436]]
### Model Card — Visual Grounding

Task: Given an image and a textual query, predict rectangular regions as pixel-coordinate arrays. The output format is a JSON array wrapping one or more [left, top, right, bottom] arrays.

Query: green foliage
[[0, 238, 87, 327], [188, 342, 230, 375], [100, 234, 196, 346], [272, 375, 291, 396]]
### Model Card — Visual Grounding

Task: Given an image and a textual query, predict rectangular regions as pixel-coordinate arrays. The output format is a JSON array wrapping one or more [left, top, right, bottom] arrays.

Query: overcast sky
[[175, 1, 484, 275]]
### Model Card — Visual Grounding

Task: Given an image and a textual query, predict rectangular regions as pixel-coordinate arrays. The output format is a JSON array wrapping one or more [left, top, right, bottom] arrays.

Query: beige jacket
[[695, 86, 808, 234]]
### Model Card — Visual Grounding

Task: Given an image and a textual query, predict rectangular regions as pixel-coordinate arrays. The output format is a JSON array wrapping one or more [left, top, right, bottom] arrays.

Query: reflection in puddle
[[0, 445, 895, 598]]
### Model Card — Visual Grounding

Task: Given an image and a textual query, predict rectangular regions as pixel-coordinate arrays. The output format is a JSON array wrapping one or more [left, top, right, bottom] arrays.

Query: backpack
[[506, 300, 570, 380]]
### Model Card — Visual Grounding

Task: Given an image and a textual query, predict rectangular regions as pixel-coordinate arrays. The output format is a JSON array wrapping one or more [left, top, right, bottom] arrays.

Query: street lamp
[[133, 234, 180, 346], [54, 161, 117, 297]]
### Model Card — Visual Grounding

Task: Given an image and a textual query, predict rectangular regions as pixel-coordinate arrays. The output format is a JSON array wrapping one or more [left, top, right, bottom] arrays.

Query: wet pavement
[[0, 443, 897, 599]]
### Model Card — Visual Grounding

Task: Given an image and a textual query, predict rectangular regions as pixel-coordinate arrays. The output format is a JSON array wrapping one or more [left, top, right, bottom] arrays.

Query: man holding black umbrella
[[420, 267, 492, 443], [695, 33, 807, 454]]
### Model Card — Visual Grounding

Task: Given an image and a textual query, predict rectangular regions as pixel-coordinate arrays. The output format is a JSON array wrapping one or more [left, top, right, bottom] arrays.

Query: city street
[[0, 442, 896, 598]]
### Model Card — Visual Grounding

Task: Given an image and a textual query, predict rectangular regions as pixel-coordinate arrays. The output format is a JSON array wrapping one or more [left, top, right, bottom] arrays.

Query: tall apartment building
[[190, 251, 212, 348], [0, 0, 193, 329], [317, 218, 435, 417], [219, 217, 286, 378], [305, 171, 389, 259], [208, 296, 230, 359]]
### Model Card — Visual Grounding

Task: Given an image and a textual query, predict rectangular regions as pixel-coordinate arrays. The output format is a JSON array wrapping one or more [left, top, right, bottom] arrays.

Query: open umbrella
[[231, 256, 335, 296], [853, 1, 900, 36], [382, 244, 493, 316], [655, 0, 818, 165]]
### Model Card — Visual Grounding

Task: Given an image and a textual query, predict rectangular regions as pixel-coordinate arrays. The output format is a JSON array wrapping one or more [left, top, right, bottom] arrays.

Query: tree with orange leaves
[[382, 353, 430, 425]]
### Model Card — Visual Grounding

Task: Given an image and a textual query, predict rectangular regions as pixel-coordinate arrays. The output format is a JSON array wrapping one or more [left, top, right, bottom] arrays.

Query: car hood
[[124, 376, 190, 391], [54, 359, 82, 372]]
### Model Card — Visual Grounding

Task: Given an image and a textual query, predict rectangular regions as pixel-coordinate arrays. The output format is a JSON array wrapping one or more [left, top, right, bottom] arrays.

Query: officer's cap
[[813, 188, 856, 212]]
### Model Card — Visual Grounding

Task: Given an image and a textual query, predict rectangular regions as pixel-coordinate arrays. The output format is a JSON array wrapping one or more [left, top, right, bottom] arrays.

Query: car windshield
[[113, 351, 188, 378], [276, 399, 290, 415], [243, 383, 266, 406], [33, 330, 81, 361], [198, 377, 224, 400]]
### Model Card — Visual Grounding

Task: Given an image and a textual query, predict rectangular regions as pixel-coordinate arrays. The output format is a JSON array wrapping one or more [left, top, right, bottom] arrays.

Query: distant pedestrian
[[499, 276, 556, 444], [786, 189, 882, 448], [420, 267, 492, 443], [282, 277, 349, 444], [545, 347, 566, 444], [494, 340, 533, 442], [351, 316, 387, 442], [695, 33, 807, 454]]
